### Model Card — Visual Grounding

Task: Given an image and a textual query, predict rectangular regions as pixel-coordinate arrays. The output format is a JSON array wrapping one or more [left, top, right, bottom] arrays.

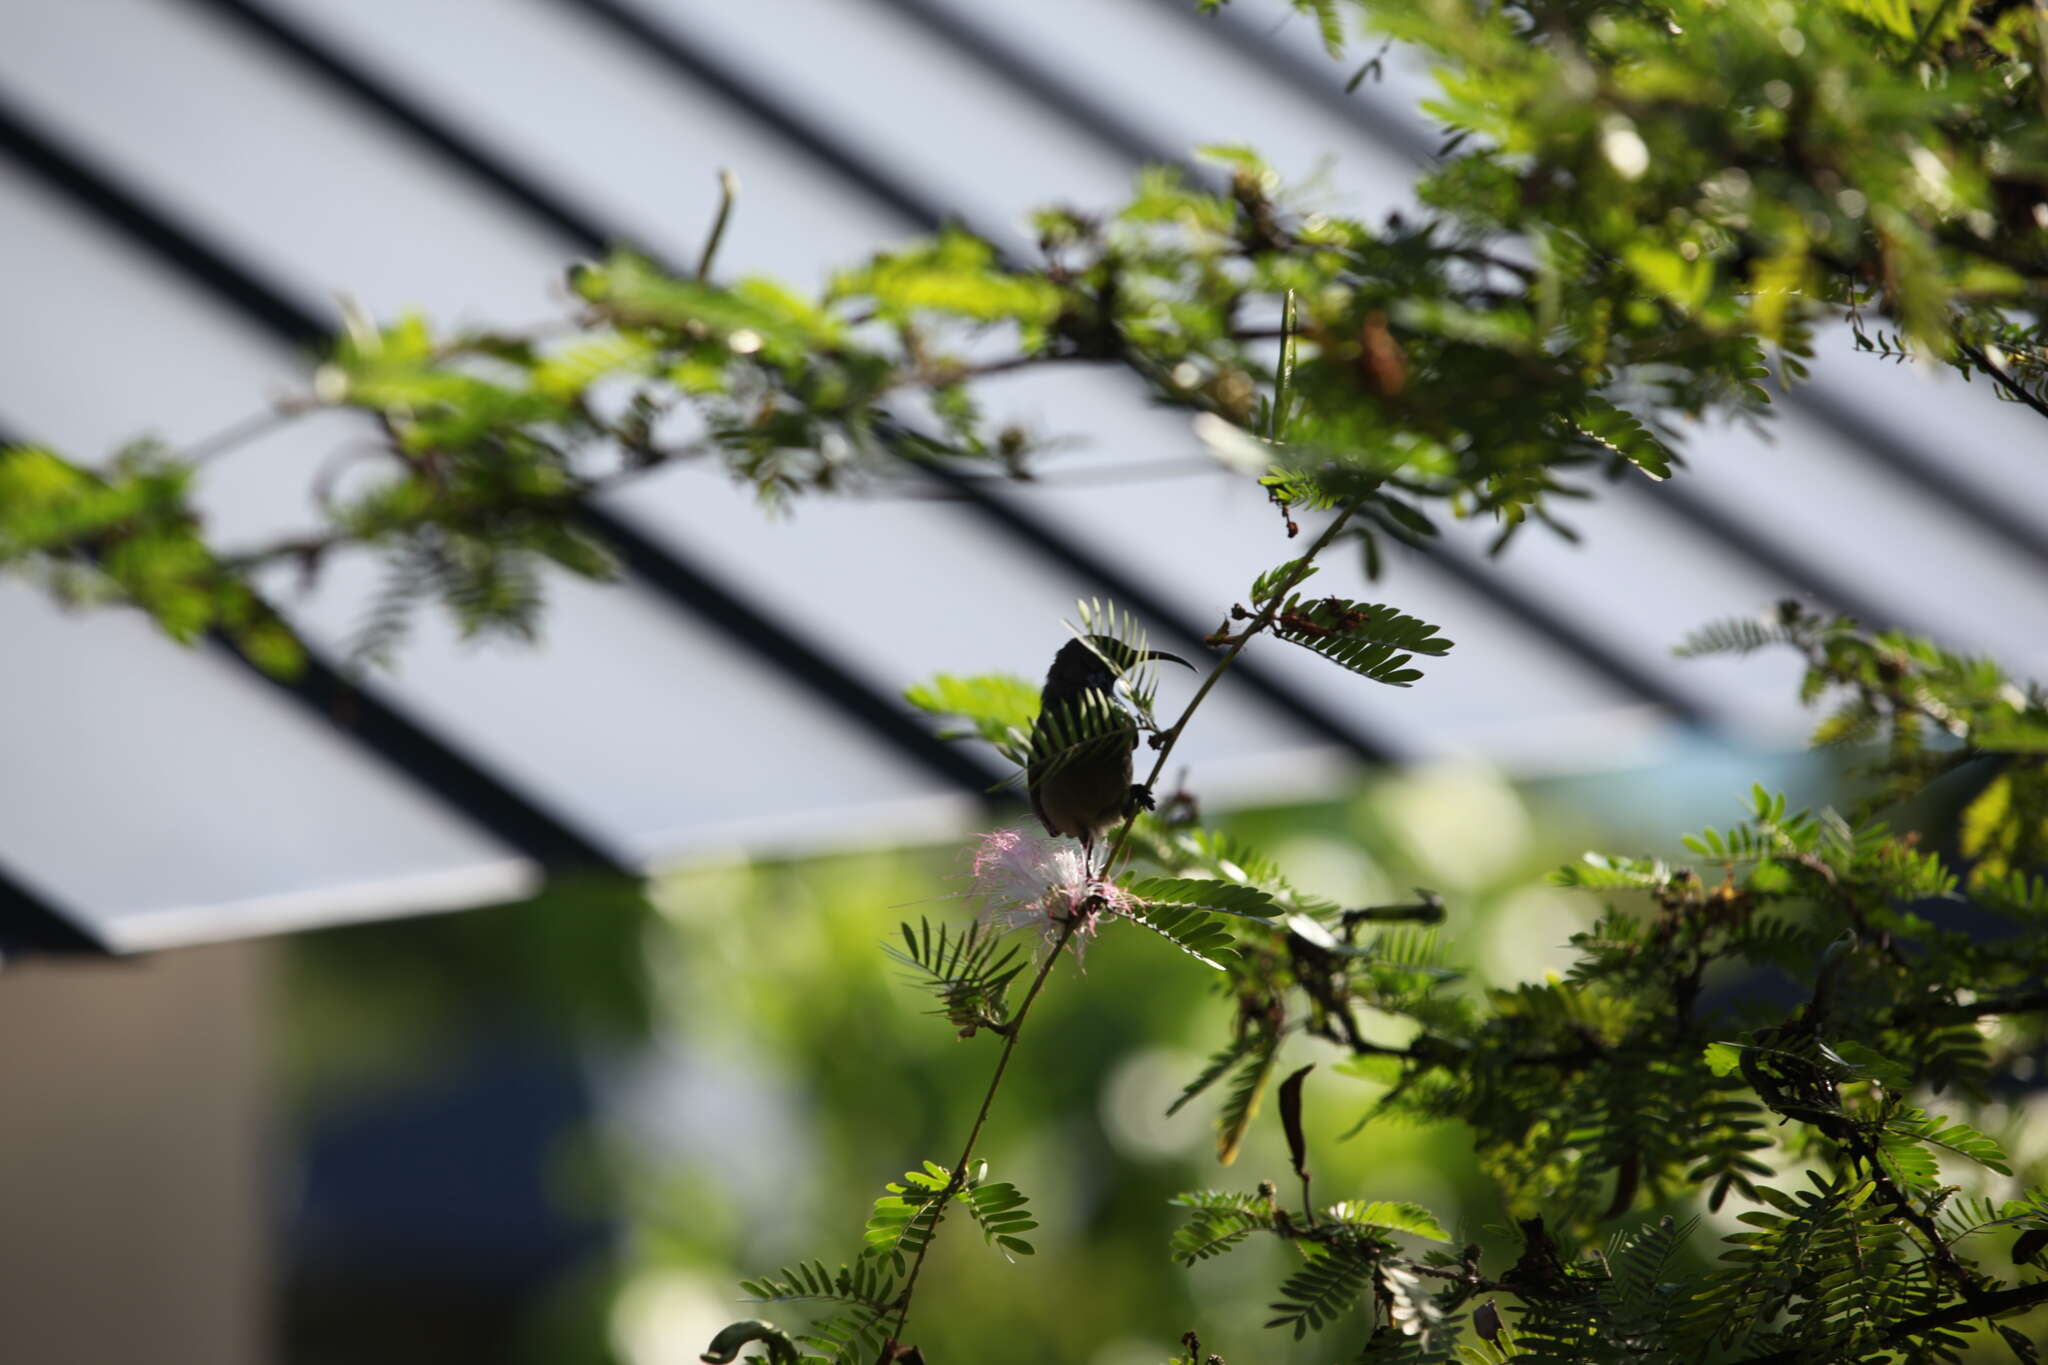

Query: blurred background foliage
[[272, 737, 2048, 1365]]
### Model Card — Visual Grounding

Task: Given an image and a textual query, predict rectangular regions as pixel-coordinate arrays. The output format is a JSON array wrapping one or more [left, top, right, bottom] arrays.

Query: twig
[[1339, 893, 1445, 933], [1271, 289, 1299, 438], [696, 169, 740, 282], [886, 916, 1079, 1347], [184, 397, 319, 465], [1405, 1261, 1509, 1294], [1958, 340, 2048, 425]]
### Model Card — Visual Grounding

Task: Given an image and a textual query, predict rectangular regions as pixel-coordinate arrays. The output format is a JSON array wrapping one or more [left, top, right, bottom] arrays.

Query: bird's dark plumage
[[1027, 635, 1192, 855]]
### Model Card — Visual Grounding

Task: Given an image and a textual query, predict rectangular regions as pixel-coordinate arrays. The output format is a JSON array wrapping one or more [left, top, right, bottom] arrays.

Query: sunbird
[[1028, 635, 1194, 859]]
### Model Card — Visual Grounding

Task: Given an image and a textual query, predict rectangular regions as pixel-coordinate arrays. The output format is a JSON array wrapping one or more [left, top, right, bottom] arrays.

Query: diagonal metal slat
[[1140, 0, 1439, 163], [866, 0, 1177, 172], [1793, 385, 2048, 580], [549, 0, 958, 232]]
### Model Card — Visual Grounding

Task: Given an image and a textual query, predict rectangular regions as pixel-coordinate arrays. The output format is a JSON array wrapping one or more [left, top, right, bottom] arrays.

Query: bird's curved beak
[[1144, 649, 1197, 671]]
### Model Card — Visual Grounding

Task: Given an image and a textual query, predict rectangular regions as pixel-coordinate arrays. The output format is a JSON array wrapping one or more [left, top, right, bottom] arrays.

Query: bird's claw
[[1126, 783, 1157, 816]]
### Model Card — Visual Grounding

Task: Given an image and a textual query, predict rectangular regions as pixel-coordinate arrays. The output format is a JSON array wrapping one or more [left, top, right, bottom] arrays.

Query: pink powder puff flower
[[970, 828, 1136, 964]]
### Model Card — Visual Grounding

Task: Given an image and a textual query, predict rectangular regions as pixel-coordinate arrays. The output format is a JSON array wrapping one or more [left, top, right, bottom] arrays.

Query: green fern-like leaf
[[1724, 915, 1828, 972], [903, 672, 1039, 760], [1168, 1189, 1280, 1264], [1296, 0, 1345, 56], [1251, 555, 1320, 605], [349, 546, 433, 669], [1270, 595, 1451, 687], [1268, 1246, 1376, 1338], [962, 1176, 1039, 1258], [1124, 876, 1279, 921], [1549, 851, 1670, 890], [882, 917, 1025, 1034], [794, 1308, 893, 1365], [1260, 466, 1352, 511], [1684, 1175, 1893, 1353], [862, 1161, 953, 1274], [1932, 1190, 2048, 1245], [1169, 1035, 1263, 1117], [739, 1259, 896, 1313], [1674, 614, 1798, 659], [1603, 1215, 1695, 1345], [1574, 395, 1678, 479], [1216, 1028, 1283, 1165], [1322, 1200, 1452, 1243], [1367, 925, 1451, 971], [1884, 1107, 2012, 1175], [1123, 898, 1239, 970], [1170, 1189, 1280, 1212], [1451, 1317, 1524, 1363], [1975, 867, 2048, 917], [1910, 1025, 1993, 1097]]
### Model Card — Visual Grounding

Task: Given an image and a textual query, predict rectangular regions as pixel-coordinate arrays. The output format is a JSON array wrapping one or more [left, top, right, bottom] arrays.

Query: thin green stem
[[1271, 289, 1299, 439], [888, 916, 1078, 1347], [696, 169, 740, 282]]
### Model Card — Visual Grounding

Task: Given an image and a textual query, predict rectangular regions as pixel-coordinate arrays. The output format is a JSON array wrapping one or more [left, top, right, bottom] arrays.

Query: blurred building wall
[[0, 942, 271, 1365]]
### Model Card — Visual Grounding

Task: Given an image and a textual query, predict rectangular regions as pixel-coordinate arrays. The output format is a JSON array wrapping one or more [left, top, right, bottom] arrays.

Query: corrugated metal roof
[[1, 0, 2040, 952]]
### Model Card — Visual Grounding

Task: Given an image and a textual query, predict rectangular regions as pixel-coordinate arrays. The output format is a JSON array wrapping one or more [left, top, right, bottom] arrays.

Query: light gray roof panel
[[0, 581, 537, 952], [0, 157, 971, 881]]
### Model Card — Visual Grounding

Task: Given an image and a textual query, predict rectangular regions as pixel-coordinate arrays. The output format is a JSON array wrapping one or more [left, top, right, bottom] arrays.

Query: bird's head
[[1046, 634, 1196, 695]]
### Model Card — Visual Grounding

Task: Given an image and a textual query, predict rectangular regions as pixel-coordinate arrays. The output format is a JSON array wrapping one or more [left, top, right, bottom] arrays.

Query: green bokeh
[[281, 749, 2047, 1362]]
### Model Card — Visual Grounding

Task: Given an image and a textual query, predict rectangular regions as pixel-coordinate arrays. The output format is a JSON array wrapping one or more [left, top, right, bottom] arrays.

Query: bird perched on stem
[[1028, 634, 1193, 863]]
